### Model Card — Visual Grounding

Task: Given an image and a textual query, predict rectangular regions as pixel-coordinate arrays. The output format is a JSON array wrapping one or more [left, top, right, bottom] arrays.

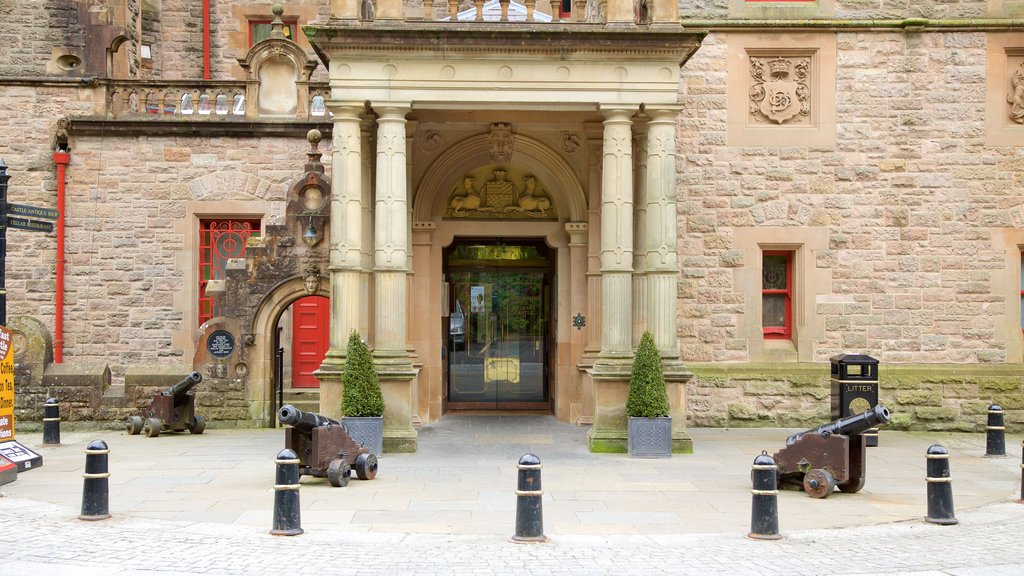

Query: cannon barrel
[[164, 371, 203, 398], [278, 404, 341, 432], [786, 405, 891, 446]]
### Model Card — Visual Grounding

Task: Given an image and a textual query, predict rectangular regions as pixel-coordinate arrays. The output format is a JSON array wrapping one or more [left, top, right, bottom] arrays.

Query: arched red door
[[291, 295, 329, 388]]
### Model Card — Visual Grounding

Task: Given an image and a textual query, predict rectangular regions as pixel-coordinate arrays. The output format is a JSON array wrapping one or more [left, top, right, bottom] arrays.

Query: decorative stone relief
[[488, 123, 514, 162], [1009, 61, 1024, 124], [749, 56, 810, 125], [422, 130, 443, 150], [445, 167, 556, 219], [562, 132, 581, 153]]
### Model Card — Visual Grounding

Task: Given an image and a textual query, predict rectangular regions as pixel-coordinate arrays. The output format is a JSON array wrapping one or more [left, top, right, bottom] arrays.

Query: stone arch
[[247, 275, 330, 425], [413, 133, 586, 222]]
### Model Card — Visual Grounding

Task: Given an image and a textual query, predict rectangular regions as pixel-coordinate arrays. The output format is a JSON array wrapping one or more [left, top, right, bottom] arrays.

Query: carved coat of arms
[[445, 168, 555, 220], [750, 57, 810, 125]]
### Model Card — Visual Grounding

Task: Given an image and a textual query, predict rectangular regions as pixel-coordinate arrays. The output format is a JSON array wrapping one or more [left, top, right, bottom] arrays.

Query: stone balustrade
[[103, 80, 330, 121]]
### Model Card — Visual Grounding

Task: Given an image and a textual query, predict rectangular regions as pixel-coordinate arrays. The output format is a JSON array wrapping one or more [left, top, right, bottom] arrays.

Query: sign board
[[0, 440, 41, 473], [207, 330, 236, 359], [0, 454, 15, 486], [0, 325, 12, 442], [6, 216, 54, 233], [6, 203, 59, 221]]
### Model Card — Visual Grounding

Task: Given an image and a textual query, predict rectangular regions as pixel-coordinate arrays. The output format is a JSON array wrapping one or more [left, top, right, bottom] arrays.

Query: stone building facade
[[0, 0, 1021, 449]]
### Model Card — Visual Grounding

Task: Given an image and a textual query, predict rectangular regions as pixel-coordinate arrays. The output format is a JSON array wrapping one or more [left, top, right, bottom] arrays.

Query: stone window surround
[[733, 226, 830, 362], [171, 200, 274, 360], [227, 4, 320, 81], [726, 33, 837, 148], [729, 0, 834, 19], [985, 32, 1024, 147], [991, 228, 1024, 363], [989, 0, 1024, 17]]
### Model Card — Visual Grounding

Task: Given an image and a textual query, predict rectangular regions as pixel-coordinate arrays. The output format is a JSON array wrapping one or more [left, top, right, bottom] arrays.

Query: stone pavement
[[1, 414, 1022, 575]]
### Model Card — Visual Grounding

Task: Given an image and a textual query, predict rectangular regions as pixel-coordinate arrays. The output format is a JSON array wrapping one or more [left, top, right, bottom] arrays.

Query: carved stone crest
[[1009, 62, 1024, 124], [488, 123, 514, 162], [445, 167, 555, 220], [750, 56, 810, 125]]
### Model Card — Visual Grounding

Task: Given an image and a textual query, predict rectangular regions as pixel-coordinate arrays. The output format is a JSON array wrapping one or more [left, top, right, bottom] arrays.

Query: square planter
[[628, 416, 672, 459], [342, 416, 383, 456]]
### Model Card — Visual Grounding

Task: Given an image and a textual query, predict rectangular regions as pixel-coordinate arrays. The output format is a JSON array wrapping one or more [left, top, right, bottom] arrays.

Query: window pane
[[763, 294, 786, 328], [763, 255, 788, 290]]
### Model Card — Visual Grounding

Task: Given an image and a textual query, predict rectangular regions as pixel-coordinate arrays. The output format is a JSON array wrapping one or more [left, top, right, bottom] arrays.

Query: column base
[[587, 427, 693, 454], [313, 351, 346, 420], [375, 353, 419, 453]]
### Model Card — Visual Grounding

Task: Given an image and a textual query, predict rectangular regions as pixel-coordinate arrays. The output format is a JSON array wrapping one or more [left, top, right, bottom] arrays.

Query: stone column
[[372, 102, 418, 453], [650, 0, 679, 28], [644, 105, 692, 453], [604, 0, 633, 26], [632, 114, 649, 348], [588, 105, 637, 453], [315, 101, 367, 419]]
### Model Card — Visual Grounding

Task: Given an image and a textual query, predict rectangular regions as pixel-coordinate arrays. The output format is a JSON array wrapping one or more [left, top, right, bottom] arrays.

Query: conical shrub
[[342, 330, 384, 417], [626, 331, 670, 418]]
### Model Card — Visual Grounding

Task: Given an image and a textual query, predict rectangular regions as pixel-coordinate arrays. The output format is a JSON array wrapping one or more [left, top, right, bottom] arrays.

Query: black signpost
[[0, 159, 60, 325]]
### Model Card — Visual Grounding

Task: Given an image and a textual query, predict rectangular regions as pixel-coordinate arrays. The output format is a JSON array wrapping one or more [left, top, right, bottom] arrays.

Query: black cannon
[[279, 404, 377, 487], [773, 405, 891, 498], [127, 372, 205, 438]]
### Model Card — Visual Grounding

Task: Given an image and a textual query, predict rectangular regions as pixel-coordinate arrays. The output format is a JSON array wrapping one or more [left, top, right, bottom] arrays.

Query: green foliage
[[342, 330, 385, 417], [626, 331, 670, 418]]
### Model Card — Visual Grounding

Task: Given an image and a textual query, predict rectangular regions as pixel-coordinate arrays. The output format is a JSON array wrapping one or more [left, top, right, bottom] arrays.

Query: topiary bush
[[342, 330, 385, 417], [626, 331, 670, 418]]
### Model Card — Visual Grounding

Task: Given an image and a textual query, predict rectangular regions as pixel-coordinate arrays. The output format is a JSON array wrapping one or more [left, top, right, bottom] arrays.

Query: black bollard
[[78, 440, 110, 521], [42, 398, 60, 445], [985, 404, 1005, 457], [748, 450, 782, 540], [513, 453, 545, 542], [270, 448, 303, 536], [925, 444, 957, 525]]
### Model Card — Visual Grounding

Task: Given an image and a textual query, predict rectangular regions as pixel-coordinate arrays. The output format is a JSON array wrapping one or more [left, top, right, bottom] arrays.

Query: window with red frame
[[762, 251, 792, 338], [249, 20, 297, 46], [560, 0, 571, 18], [198, 219, 261, 326]]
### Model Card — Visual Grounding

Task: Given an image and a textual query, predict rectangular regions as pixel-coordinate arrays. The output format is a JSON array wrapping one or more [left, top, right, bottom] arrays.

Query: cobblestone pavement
[[2, 496, 1021, 576], [2, 416, 1022, 574]]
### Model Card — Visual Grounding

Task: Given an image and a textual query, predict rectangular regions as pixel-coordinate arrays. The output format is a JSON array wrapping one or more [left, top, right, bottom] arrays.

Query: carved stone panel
[[444, 166, 556, 220], [749, 56, 810, 125], [1009, 60, 1024, 124]]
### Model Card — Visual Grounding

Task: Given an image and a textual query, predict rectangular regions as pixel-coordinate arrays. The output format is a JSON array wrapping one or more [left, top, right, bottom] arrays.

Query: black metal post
[[925, 444, 957, 525], [270, 448, 303, 536], [748, 450, 782, 540], [0, 158, 9, 326], [985, 404, 1005, 457], [79, 439, 110, 521], [42, 397, 60, 445], [513, 453, 545, 542]]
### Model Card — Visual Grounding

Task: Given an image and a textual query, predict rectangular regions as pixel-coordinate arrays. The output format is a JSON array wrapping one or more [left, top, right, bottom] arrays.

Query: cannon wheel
[[126, 415, 144, 435], [838, 476, 865, 494], [803, 468, 836, 498], [327, 459, 351, 487], [188, 415, 206, 435], [354, 453, 378, 481], [143, 417, 162, 438]]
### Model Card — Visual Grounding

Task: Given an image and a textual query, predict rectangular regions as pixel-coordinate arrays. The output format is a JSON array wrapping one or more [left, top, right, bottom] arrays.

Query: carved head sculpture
[[303, 272, 320, 295]]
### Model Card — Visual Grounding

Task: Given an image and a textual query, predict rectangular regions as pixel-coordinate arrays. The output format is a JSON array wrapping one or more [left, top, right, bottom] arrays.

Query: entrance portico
[[306, 0, 705, 452]]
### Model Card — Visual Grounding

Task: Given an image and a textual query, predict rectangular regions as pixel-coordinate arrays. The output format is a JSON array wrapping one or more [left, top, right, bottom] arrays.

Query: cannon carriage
[[278, 404, 378, 487], [773, 405, 891, 498], [126, 372, 206, 438]]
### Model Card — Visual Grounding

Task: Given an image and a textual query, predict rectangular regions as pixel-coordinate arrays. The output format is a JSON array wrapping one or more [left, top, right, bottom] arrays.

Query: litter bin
[[830, 354, 880, 447]]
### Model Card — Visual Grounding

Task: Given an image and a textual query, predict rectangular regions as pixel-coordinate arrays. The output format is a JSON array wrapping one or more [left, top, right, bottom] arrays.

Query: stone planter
[[628, 416, 672, 458], [342, 416, 384, 456]]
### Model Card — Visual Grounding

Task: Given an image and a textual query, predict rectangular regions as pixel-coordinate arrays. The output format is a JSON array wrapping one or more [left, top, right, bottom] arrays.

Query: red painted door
[[291, 296, 329, 388]]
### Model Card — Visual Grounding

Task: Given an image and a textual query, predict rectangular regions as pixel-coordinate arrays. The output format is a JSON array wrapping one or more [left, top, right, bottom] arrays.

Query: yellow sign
[[485, 357, 520, 384], [0, 326, 13, 441]]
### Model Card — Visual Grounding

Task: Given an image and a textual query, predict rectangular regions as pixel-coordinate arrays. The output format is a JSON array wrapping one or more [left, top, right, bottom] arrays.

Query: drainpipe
[[203, 0, 211, 80], [53, 146, 70, 364]]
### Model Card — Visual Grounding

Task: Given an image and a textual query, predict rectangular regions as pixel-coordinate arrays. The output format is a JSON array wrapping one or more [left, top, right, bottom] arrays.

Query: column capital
[[371, 102, 412, 118], [642, 105, 684, 122], [326, 100, 367, 118], [598, 104, 640, 121]]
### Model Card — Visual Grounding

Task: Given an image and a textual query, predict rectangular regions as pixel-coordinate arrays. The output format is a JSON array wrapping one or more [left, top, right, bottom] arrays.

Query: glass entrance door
[[446, 242, 551, 410]]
